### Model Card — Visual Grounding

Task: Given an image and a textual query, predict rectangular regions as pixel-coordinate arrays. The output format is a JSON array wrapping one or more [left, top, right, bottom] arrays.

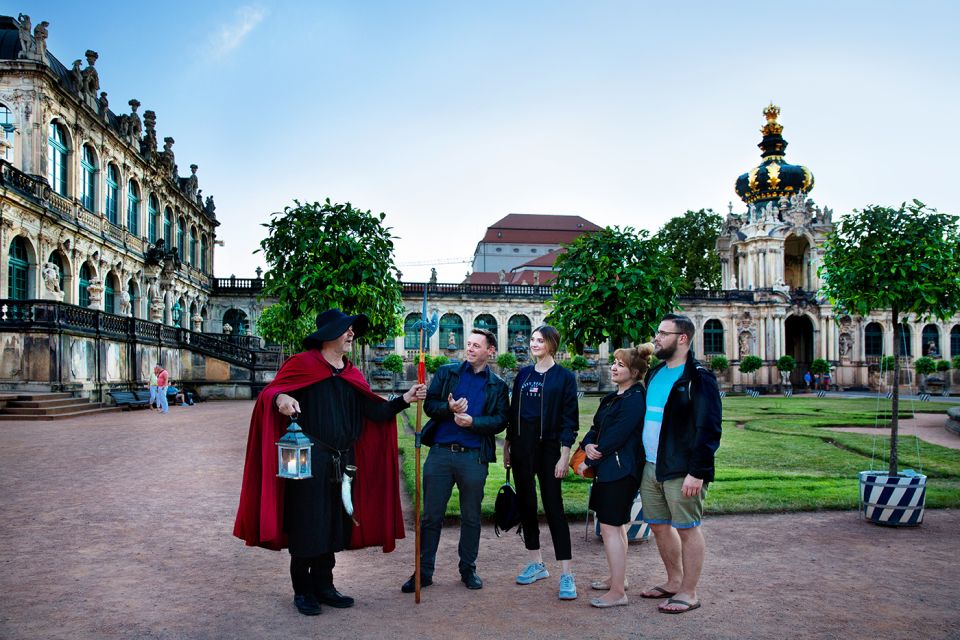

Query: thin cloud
[[208, 5, 267, 59]]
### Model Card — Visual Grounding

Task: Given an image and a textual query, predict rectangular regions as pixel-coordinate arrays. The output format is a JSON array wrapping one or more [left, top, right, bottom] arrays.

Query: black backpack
[[493, 469, 523, 539]]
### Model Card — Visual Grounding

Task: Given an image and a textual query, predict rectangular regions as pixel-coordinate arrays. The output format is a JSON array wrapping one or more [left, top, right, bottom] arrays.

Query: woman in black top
[[576, 344, 652, 608], [504, 325, 580, 600]]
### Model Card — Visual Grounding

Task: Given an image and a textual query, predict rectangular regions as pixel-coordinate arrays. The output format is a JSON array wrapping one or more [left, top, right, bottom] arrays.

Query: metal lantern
[[276, 415, 313, 480]]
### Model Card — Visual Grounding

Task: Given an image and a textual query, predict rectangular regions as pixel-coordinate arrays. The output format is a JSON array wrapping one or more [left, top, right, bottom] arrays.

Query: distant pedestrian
[[155, 364, 169, 414], [823, 372, 831, 391], [814, 373, 822, 391], [803, 371, 812, 391], [149, 368, 160, 410]]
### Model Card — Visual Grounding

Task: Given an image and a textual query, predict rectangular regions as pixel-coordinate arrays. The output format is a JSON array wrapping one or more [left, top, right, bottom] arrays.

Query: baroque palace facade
[[0, 14, 277, 400], [3, 13, 958, 399]]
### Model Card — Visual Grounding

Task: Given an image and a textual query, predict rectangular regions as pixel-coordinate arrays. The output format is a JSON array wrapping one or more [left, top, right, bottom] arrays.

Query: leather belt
[[434, 443, 479, 453]]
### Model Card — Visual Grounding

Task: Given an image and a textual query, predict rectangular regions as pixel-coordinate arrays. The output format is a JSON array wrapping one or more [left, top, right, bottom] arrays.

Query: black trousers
[[289, 553, 335, 596], [512, 419, 572, 561]]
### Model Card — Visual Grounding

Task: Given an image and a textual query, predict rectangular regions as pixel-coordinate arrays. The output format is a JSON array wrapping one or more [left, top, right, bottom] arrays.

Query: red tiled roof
[[514, 248, 565, 269], [481, 214, 601, 244]]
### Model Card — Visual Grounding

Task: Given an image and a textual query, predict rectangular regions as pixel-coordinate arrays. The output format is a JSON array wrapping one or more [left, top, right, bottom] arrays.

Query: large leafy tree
[[820, 200, 960, 475], [546, 226, 682, 353], [653, 209, 723, 291], [256, 199, 404, 349]]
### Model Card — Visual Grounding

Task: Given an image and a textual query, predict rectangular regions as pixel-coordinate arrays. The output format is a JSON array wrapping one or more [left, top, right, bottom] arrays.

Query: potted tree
[[913, 356, 936, 395], [709, 355, 729, 394], [820, 200, 960, 526], [496, 352, 518, 385], [776, 355, 797, 396], [936, 359, 951, 397], [739, 355, 762, 396], [381, 353, 404, 392], [566, 354, 595, 389], [810, 358, 831, 394]]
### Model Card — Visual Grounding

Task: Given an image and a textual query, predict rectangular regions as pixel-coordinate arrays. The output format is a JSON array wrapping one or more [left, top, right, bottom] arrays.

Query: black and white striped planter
[[858, 470, 927, 526]]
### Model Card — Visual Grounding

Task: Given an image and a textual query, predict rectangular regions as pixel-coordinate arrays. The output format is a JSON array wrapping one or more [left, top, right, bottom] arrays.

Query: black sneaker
[[316, 587, 355, 608], [460, 570, 483, 590], [401, 573, 433, 593], [294, 594, 322, 616]]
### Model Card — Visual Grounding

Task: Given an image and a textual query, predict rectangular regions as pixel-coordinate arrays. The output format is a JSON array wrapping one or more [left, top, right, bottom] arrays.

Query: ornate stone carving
[[34, 21, 49, 62], [42, 262, 63, 301], [119, 290, 132, 316], [141, 110, 157, 160], [16, 14, 33, 60], [82, 50, 100, 96], [736, 311, 754, 331], [86, 278, 104, 308], [738, 330, 751, 357], [98, 91, 109, 121], [160, 137, 176, 178], [839, 332, 853, 359], [203, 195, 216, 219], [70, 60, 83, 94]]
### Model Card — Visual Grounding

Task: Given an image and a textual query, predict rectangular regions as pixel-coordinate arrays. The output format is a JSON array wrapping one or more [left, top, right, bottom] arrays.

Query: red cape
[[232, 350, 405, 552]]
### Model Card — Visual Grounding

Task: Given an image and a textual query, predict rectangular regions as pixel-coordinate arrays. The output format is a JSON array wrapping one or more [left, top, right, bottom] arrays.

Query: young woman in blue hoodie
[[504, 325, 580, 600]]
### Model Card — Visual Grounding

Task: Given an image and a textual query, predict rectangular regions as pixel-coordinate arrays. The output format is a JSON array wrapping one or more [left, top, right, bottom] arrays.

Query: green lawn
[[397, 395, 960, 517]]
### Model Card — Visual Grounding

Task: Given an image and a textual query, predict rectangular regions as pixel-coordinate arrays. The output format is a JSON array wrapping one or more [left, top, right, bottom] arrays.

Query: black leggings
[[511, 422, 572, 561], [289, 553, 335, 595]]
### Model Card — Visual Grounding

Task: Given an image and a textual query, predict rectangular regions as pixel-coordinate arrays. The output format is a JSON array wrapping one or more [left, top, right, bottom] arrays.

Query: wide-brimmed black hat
[[303, 308, 369, 349]]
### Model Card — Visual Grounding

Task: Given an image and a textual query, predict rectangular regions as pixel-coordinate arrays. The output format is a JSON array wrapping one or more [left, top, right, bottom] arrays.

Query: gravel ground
[[1, 400, 958, 640]]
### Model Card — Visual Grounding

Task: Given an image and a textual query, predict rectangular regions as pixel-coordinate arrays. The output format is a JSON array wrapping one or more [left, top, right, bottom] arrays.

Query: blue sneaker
[[516, 562, 549, 585], [558, 573, 577, 600]]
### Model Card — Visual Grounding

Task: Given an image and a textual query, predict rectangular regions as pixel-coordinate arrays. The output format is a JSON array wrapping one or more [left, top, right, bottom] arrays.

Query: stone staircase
[[0, 392, 122, 421]]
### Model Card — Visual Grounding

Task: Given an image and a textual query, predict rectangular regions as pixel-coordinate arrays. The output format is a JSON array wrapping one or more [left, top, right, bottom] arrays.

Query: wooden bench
[[108, 390, 151, 409]]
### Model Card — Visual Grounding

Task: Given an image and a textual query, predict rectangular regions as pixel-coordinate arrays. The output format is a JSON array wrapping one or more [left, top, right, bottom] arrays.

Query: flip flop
[[640, 586, 675, 599], [658, 598, 701, 614]]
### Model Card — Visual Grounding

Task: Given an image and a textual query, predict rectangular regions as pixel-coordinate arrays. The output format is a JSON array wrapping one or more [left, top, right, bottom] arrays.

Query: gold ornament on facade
[[748, 167, 759, 191], [801, 166, 813, 191], [761, 102, 783, 136], [766, 163, 781, 189]]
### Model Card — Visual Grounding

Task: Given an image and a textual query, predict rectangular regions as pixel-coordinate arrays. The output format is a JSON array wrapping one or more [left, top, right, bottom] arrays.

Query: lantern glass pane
[[281, 447, 298, 477]]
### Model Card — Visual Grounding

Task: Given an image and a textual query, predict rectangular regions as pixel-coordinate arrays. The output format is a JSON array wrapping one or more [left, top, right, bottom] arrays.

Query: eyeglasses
[[655, 330, 685, 337]]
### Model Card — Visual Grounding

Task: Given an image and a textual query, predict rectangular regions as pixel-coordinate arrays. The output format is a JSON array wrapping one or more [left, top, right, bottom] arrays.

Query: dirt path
[[1, 401, 958, 639], [826, 411, 960, 450]]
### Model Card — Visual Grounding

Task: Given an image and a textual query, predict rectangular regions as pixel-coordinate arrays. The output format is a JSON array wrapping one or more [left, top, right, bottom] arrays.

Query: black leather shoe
[[294, 594, 322, 616], [401, 573, 433, 593], [460, 570, 483, 590], [316, 586, 355, 608]]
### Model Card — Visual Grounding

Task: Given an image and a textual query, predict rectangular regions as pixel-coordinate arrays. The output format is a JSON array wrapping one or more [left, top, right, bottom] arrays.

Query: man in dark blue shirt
[[401, 328, 510, 593]]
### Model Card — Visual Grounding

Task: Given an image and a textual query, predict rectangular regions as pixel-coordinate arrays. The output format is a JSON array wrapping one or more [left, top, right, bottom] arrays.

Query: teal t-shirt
[[643, 363, 684, 463]]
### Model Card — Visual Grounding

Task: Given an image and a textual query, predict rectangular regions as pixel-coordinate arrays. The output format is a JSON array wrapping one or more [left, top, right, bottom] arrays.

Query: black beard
[[654, 343, 676, 361]]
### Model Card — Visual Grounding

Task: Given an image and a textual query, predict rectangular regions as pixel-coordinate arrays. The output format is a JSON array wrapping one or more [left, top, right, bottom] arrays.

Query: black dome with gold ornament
[[735, 104, 814, 204]]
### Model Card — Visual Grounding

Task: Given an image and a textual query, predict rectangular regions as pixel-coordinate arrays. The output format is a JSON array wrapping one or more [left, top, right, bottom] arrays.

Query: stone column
[[884, 319, 894, 357], [774, 315, 782, 360]]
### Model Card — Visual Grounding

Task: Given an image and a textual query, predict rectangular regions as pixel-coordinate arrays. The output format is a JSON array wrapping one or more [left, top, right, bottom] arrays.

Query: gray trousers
[[419, 446, 489, 578]]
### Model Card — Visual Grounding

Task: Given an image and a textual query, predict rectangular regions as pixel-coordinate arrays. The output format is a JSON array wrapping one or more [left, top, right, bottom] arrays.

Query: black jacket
[[506, 364, 579, 447], [579, 383, 645, 483], [422, 362, 510, 464], [643, 352, 722, 482]]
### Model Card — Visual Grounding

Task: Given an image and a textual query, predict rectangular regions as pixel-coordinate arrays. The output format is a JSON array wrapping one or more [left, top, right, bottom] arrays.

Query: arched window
[[177, 216, 186, 257], [104, 273, 117, 314], [952, 326, 960, 358], [0, 103, 13, 162], [703, 319, 724, 354], [7, 237, 29, 300], [163, 207, 172, 246], [127, 180, 140, 234], [148, 195, 159, 242], [105, 164, 119, 225], [47, 122, 68, 196], [474, 313, 498, 338], [896, 324, 912, 357], [200, 234, 208, 273], [81, 145, 97, 210], [439, 313, 464, 350], [200, 307, 208, 333], [921, 324, 941, 357], [222, 309, 249, 335], [404, 312, 422, 350], [507, 314, 531, 350], [189, 226, 198, 266], [864, 322, 883, 357], [79, 263, 92, 307]]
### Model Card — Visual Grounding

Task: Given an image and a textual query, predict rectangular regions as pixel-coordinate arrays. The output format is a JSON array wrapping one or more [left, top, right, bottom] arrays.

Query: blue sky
[[13, 1, 960, 281]]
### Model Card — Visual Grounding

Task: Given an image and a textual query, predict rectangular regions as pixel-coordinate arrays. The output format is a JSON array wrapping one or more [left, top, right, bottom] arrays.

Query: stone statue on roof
[[82, 50, 100, 96], [16, 14, 33, 59], [33, 21, 49, 62]]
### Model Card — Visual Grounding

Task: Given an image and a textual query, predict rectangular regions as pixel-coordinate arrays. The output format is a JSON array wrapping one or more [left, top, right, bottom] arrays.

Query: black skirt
[[589, 475, 639, 526]]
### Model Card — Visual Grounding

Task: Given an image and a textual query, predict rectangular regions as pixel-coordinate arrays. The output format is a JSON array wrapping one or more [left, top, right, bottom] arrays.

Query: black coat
[[422, 362, 510, 463], [284, 375, 408, 556], [579, 384, 645, 483], [643, 352, 722, 482], [506, 364, 579, 447]]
